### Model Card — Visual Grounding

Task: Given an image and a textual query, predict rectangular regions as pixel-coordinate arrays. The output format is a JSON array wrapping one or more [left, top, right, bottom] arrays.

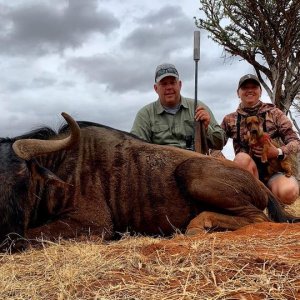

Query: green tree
[[196, 0, 300, 113]]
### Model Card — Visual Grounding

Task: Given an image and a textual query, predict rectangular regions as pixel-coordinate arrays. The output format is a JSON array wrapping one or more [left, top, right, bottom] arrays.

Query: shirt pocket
[[151, 124, 170, 144], [151, 124, 169, 133]]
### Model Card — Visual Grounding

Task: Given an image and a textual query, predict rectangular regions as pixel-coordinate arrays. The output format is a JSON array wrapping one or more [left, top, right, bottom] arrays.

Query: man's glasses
[[155, 67, 178, 81]]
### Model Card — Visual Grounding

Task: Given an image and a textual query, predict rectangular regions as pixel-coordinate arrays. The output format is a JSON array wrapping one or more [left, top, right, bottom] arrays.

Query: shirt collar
[[156, 96, 187, 114], [180, 96, 189, 108]]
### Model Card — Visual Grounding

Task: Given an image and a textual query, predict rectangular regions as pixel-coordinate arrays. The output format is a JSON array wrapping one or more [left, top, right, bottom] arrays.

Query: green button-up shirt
[[130, 96, 225, 150]]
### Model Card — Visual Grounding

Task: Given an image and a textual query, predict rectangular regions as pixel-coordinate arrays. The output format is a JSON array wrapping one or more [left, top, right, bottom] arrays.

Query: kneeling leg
[[186, 210, 269, 235]]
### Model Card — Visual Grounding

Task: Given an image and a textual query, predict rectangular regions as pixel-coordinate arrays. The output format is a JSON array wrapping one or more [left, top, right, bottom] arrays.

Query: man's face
[[237, 80, 262, 108], [154, 76, 182, 108]]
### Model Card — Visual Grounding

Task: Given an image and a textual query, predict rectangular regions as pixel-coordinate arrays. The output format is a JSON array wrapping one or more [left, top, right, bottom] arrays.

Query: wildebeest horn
[[12, 112, 80, 160]]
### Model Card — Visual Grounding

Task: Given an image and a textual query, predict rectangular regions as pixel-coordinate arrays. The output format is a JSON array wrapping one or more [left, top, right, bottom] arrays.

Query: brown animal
[[244, 115, 293, 180], [0, 113, 299, 252]]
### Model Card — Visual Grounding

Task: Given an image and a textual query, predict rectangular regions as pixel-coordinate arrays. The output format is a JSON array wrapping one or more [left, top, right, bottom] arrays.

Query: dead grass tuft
[[0, 219, 299, 300], [285, 196, 300, 216], [0, 201, 299, 299]]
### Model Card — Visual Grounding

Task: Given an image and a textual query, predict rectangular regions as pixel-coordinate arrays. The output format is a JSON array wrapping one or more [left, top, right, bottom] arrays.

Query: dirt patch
[[0, 220, 299, 299], [0, 199, 299, 299]]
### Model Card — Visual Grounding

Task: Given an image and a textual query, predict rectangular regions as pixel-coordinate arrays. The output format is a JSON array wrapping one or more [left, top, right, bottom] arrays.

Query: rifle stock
[[194, 120, 209, 154]]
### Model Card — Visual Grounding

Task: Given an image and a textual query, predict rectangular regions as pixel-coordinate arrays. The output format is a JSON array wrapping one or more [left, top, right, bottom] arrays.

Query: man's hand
[[195, 106, 210, 129]]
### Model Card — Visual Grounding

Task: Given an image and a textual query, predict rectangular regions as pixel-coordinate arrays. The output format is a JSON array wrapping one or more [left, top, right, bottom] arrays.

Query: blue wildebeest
[[0, 113, 299, 251]]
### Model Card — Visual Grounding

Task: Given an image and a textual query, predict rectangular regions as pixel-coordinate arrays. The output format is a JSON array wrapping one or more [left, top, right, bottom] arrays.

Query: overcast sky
[[0, 0, 272, 159]]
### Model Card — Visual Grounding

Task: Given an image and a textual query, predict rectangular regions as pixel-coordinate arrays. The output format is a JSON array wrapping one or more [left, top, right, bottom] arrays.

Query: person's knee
[[234, 153, 258, 177], [280, 185, 299, 205], [269, 181, 299, 205], [234, 152, 252, 166]]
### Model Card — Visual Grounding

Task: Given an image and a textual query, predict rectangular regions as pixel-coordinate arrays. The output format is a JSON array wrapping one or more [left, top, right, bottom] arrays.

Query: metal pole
[[194, 31, 200, 114], [193, 30, 208, 154]]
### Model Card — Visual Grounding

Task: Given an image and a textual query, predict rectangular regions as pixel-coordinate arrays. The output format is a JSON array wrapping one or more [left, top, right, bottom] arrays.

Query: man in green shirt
[[130, 63, 225, 150]]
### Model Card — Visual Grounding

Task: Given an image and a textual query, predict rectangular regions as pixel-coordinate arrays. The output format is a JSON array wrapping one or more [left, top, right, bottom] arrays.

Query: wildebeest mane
[[59, 120, 104, 133], [0, 127, 57, 143], [0, 120, 146, 145], [59, 121, 146, 141], [1, 121, 123, 143], [14, 127, 58, 141]]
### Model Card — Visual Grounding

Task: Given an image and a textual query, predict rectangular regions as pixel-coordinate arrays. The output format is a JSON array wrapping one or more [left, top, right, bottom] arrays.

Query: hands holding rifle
[[195, 106, 210, 129]]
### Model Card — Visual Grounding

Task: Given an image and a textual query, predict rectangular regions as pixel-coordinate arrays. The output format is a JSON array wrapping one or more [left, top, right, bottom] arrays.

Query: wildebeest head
[[0, 113, 80, 251], [0, 141, 28, 250]]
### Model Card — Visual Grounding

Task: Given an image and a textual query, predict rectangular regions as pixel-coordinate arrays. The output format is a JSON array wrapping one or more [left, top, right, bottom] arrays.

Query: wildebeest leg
[[26, 217, 114, 241], [186, 211, 268, 235], [175, 158, 270, 234], [26, 196, 114, 242]]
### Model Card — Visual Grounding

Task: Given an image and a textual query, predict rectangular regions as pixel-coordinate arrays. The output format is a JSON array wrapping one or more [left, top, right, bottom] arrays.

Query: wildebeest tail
[[266, 188, 300, 223]]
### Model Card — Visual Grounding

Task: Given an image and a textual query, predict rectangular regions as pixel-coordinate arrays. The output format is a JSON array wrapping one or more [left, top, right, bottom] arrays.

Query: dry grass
[[285, 196, 300, 216], [0, 200, 299, 300]]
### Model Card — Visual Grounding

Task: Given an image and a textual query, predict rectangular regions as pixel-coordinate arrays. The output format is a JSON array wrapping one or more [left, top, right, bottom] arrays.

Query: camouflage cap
[[238, 74, 261, 89], [155, 63, 179, 83]]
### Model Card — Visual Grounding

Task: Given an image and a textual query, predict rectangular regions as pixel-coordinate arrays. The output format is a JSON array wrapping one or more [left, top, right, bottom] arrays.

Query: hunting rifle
[[193, 31, 209, 155]]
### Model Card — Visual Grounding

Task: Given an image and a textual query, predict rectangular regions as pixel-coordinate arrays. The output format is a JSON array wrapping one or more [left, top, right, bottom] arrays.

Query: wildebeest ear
[[28, 159, 71, 187]]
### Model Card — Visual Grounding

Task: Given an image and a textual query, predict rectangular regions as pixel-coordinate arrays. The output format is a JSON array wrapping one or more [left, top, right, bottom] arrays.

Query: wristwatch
[[277, 148, 284, 160]]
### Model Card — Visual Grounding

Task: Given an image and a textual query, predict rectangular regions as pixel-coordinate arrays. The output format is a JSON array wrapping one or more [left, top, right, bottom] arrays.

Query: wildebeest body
[[32, 127, 261, 234], [31, 128, 203, 236], [0, 113, 298, 251]]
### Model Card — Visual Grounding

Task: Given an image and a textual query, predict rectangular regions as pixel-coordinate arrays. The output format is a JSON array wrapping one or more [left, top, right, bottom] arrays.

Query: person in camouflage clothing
[[222, 74, 300, 205]]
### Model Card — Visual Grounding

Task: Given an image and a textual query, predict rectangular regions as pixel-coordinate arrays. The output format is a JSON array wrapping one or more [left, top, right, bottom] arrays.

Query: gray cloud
[[122, 5, 195, 54], [66, 53, 153, 93], [67, 5, 197, 93], [31, 77, 57, 88], [139, 5, 184, 23], [0, 0, 120, 56]]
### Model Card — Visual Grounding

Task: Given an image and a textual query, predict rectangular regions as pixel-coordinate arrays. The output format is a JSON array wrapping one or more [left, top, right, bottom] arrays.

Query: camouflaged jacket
[[221, 101, 300, 156]]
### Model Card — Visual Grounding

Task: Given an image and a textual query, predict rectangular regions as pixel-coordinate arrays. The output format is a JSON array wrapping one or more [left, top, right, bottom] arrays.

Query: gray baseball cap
[[238, 74, 261, 89], [155, 63, 179, 83]]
